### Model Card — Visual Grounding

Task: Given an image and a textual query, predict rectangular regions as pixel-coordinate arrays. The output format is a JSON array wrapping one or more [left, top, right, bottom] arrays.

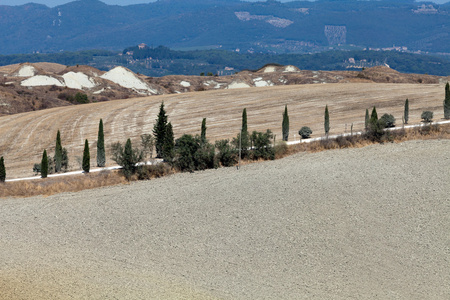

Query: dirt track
[[0, 82, 447, 178], [1, 139, 449, 299]]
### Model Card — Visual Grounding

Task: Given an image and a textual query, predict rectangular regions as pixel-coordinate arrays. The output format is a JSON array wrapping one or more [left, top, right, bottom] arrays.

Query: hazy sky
[[0, 0, 447, 6]]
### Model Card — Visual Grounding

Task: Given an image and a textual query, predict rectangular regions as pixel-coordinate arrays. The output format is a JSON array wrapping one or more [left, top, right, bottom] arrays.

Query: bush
[[215, 139, 237, 167], [33, 158, 56, 175], [173, 134, 217, 172], [421, 111, 433, 122], [194, 142, 217, 170], [250, 130, 275, 160], [111, 139, 143, 179], [75, 92, 89, 104], [33, 163, 41, 175], [274, 141, 289, 159], [299, 126, 312, 139], [336, 135, 352, 148], [379, 113, 396, 128], [173, 134, 197, 171], [136, 163, 173, 180], [419, 123, 440, 135], [366, 108, 386, 142]]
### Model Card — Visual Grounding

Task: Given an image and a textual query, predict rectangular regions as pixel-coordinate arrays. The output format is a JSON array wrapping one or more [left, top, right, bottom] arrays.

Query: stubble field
[[0, 82, 446, 179]]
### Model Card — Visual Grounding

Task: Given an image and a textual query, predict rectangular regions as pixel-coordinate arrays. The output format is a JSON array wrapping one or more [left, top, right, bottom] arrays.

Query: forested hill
[[1, 47, 449, 76], [0, 0, 449, 54]]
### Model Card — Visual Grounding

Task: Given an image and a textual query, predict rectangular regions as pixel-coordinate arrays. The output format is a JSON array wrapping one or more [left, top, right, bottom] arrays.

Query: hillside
[[0, 61, 448, 116], [1, 139, 448, 299], [0, 82, 446, 179], [0, 0, 449, 54]]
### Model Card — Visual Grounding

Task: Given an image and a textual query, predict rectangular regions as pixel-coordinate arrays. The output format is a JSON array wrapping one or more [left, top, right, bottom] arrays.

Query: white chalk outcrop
[[21, 75, 64, 87], [283, 65, 300, 73], [263, 66, 277, 73], [15, 65, 37, 77], [253, 77, 274, 87], [180, 81, 191, 87], [63, 72, 96, 89], [100, 67, 157, 94], [227, 81, 251, 89]]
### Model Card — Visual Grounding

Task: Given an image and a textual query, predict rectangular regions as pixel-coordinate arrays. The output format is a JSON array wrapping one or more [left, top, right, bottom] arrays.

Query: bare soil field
[[0, 82, 446, 179], [0, 139, 449, 299]]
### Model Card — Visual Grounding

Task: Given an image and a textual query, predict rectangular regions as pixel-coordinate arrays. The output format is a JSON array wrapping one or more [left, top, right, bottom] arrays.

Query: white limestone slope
[[227, 81, 251, 89], [21, 75, 64, 87], [100, 66, 157, 94], [63, 72, 96, 89], [15, 65, 36, 77]]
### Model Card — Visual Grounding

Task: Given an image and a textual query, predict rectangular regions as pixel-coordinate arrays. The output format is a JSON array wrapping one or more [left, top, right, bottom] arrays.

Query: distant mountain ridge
[[0, 0, 449, 54]]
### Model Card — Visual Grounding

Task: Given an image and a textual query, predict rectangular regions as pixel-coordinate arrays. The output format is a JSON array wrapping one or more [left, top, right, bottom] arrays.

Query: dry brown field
[[0, 82, 446, 179], [1, 139, 449, 299]]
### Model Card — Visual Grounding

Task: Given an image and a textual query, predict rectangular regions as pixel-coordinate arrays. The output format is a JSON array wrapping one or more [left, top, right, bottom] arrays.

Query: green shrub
[[173, 134, 218, 172], [75, 92, 89, 104], [421, 111, 433, 122], [111, 139, 143, 179], [33, 163, 41, 175], [299, 126, 312, 139], [250, 130, 275, 160], [194, 142, 217, 170], [215, 139, 237, 167], [174, 134, 198, 172], [366, 107, 385, 141], [379, 113, 396, 128]]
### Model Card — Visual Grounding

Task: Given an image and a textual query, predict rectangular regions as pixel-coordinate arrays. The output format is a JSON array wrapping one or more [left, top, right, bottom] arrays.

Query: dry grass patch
[[290, 123, 450, 154], [0, 170, 127, 198]]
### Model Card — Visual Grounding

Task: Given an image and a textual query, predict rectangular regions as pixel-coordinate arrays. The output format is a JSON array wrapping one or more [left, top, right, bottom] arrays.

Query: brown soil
[[0, 139, 448, 299]]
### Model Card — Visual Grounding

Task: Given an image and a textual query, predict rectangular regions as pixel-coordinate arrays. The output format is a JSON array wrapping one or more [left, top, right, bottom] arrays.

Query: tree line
[[0, 82, 449, 182]]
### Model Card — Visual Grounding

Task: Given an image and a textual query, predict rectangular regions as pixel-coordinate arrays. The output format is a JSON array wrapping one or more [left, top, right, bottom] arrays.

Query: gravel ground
[[1, 140, 449, 299]]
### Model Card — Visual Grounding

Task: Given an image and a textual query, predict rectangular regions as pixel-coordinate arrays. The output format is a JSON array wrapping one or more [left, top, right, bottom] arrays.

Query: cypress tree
[[0, 156, 5, 182], [200, 118, 207, 144], [97, 119, 105, 167], [367, 106, 384, 140], [444, 82, 450, 119], [370, 106, 378, 122], [61, 147, 69, 171], [122, 138, 134, 178], [153, 101, 168, 158], [282, 105, 289, 141], [241, 108, 249, 157], [365, 108, 369, 131], [324, 105, 330, 136], [242, 108, 248, 133], [163, 122, 175, 162], [404, 99, 409, 124], [82, 139, 90, 173], [41, 150, 48, 178], [54, 130, 62, 172]]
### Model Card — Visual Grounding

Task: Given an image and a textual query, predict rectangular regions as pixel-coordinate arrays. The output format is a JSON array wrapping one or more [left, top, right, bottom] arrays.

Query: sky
[[0, 0, 447, 6]]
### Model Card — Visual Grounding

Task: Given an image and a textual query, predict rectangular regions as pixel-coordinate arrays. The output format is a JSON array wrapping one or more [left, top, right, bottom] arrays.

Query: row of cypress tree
[[39, 119, 105, 178], [2, 83, 448, 182]]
